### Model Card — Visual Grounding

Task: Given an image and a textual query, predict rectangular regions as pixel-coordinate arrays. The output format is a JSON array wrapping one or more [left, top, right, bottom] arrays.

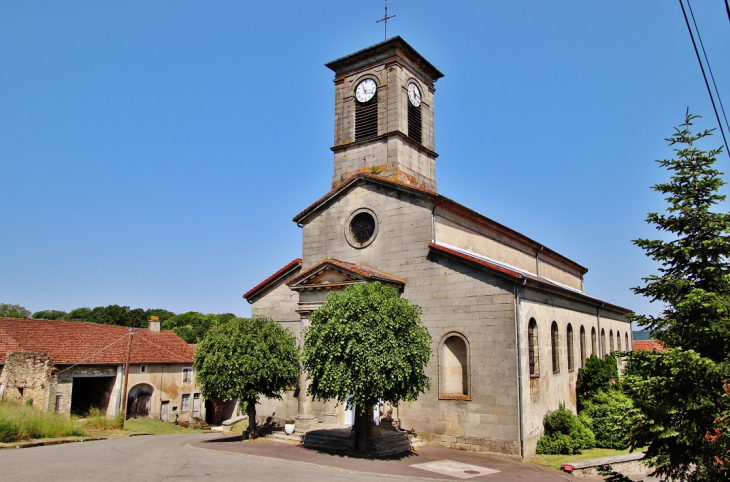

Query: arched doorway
[[127, 383, 153, 419]]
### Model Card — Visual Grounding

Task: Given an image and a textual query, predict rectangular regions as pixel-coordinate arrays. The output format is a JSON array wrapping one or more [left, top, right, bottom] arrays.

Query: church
[[243, 37, 631, 459]]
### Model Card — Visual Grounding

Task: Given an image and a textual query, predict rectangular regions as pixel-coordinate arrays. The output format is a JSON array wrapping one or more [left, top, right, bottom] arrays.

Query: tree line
[[0, 302, 236, 344]]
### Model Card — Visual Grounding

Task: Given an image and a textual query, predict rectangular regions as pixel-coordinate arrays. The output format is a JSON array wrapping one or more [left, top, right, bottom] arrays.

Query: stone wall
[[0, 352, 57, 412]]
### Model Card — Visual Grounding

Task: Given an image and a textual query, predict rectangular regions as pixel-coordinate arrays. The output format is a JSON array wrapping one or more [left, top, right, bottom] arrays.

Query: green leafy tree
[[194, 317, 299, 438], [0, 303, 32, 318], [144, 309, 176, 323], [163, 312, 233, 343], [576, 354, 620, 410], [302, 282, 432, 452], [626, 112, 730, 480], [31, 310, 68, 320], [64, 307, 93, 322]]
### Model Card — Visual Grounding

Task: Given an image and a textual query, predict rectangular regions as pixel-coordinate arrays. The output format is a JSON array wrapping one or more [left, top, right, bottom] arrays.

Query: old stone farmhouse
[[243, 37, 632, 459], [0, 317, 206, 423]]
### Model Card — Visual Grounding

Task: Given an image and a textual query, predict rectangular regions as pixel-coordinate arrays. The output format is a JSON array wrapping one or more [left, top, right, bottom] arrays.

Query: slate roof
[[286, 258, 407, 287], [633, 340, 667, 353], [0, 318, 194, 365]]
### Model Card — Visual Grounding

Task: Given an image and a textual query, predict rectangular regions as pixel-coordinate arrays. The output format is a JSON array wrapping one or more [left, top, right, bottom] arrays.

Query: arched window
[[440, 333, 469, 399], [551, 322, 560, 373], [591, 327, 597, 357], [355, 79, 378, 140], [528, 318, 539, 377], [567, 324, 574, 372], [580, 326, 586, 368], [625, 333, 630, 351], [617, 331, 622, 351], [601, 329, 606, 358], [609, 329, 614, 353]]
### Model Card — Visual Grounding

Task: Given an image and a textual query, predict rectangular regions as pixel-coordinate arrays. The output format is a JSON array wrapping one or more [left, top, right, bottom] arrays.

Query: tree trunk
[[245, 398, 258, 439], [354, 409, 367, 453]]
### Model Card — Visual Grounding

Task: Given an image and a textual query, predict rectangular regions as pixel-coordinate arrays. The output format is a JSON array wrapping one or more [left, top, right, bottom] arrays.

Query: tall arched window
[[625, 333, 630, 351], [591, 327, 597, 357], [601, 329, 606, 358], [528, 318, 539, 377], [551, 322, 560, 373], [617, 331, 622, 351], [567, 324, 574, 372], [580, 326, 586, 368], [609, 329, 614, 353], [440, 333, 469, 399]]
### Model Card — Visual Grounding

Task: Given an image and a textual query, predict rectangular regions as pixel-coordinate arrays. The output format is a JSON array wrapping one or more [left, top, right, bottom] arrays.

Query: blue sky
[[2, 1, 729, 321]]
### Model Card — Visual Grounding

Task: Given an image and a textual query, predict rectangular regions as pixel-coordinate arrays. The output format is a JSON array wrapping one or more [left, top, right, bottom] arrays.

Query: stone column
[[295, 315, 318, 431]]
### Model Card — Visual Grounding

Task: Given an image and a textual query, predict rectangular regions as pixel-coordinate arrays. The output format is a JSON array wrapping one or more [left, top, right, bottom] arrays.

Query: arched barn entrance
[[127, 383, 153, 418]]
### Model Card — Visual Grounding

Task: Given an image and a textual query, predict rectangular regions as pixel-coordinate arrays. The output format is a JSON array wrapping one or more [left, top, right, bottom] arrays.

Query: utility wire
[[679, 0, 730, 159], [687, 1, 730, 149], [56, 332, 130, 375]]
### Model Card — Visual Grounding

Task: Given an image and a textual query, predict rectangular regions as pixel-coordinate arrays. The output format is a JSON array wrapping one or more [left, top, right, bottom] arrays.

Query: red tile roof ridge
[[287, 257, 407, 286], [243, 258, 302, 301], [633, 340, 667, 352]]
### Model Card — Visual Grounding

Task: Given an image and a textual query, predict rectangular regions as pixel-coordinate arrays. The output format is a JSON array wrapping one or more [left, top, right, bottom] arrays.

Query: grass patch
[[528, 447, 641, 470], [122, 419, 206, 435], [0, 400, 86, 443], [85, 408, 124, 430]]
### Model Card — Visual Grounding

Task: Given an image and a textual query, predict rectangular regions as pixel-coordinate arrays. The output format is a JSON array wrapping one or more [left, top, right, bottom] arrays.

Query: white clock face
[[355, 79, 377, 103], [407, 82, 421, 107]]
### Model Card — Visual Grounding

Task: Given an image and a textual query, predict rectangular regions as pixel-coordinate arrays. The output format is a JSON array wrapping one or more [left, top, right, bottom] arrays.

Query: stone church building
[[243, 37, 631, 459]]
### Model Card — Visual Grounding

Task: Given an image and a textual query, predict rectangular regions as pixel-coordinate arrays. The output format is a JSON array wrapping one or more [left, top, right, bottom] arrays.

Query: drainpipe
[[535, 245, 543, 277], [597, 303, 604, 358], [431, 197, 444, 243], [514, 276, 527, 459]]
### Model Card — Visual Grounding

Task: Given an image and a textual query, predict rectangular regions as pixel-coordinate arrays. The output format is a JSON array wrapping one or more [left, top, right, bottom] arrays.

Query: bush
[[0, 400, 85, 442], [580, 390, 633, 450], [577, 354, 620, 409], [536, 403, 595, 455]]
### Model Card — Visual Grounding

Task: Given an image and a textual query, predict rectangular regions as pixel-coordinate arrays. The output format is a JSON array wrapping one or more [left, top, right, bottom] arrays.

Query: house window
[[140, 366, 147, 374], [528, 318, 539, 377], [580, 326, 586, 368], [183, 368, 193, 384], [551, 322, 560, 373], [440, 333, 469, 399], [591, 327, 597, 357], [601, 329, 606, 358], [567, 324, 574, 372], [181, 393, 190, 412], [54, 393, 62, 412]]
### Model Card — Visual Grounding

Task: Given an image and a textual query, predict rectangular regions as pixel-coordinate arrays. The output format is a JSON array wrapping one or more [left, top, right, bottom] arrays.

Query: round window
[[345, 208, 378, 248]]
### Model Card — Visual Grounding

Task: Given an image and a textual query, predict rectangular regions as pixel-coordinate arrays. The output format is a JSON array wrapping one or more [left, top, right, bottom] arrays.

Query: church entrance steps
[[265, 425, 426, 457]]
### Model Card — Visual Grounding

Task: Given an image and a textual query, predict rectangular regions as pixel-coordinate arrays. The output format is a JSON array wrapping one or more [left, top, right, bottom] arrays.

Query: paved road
[[0, 434, 387, 482], [0, 433, 586, 481]]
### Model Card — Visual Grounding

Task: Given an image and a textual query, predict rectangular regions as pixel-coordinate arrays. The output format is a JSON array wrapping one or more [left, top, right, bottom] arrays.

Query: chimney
[[148, 316, 160, 333]]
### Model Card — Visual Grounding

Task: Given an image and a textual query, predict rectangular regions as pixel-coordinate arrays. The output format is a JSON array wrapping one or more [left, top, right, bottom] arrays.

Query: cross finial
[[376, 0, 396, 41]]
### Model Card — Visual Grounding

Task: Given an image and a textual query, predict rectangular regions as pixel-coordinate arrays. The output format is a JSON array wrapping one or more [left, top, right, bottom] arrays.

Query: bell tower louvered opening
[[408, 101, 422, 144], [355, 94, 378, 141]]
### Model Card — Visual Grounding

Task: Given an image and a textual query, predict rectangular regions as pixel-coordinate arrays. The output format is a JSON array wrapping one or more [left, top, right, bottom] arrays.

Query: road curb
[[0, 437, 107, 450]]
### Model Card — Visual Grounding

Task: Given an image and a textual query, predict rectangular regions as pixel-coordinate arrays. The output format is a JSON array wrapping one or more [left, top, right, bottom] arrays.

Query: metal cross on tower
[[376, 0, 395, 41]]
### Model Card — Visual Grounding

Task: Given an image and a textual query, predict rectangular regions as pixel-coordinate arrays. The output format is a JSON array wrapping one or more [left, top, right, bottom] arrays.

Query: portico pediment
[[287, 258, 406, 292]]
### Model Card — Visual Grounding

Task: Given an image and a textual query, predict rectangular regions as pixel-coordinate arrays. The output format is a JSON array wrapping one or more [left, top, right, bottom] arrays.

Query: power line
[[687, 1, 730, 148], [679, 0, 730, 159]]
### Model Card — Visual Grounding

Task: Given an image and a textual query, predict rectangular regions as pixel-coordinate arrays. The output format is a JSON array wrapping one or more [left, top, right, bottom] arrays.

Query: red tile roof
[[287, 258, 407, 287], [0, 318, 194, 365], [633, 340, 666, 353], [243, 258, 302, 301]]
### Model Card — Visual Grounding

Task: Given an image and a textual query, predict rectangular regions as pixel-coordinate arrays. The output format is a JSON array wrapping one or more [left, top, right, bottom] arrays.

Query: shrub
[[580, 390, 633, 450], [536, 403, 595, 455], [577, 354, 620, 409]]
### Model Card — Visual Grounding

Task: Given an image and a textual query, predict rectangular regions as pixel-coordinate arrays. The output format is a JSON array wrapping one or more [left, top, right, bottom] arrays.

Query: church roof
[[0, 318, 194, 365], [293, 171, 588, 276], [633, 340, 666, 353], [243, 258, 302, 302], [429, 243, 631, 315], [287, 258, 407, 290]]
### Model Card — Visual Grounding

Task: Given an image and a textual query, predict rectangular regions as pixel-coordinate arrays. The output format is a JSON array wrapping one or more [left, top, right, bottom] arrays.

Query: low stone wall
[[417, 432, 521, 459], [565, 452, 650, 478], [0, 352, 56, 411]]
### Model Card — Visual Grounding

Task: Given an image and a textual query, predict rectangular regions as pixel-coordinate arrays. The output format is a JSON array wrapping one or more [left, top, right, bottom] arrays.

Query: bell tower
[[325, 37, 444, 192]]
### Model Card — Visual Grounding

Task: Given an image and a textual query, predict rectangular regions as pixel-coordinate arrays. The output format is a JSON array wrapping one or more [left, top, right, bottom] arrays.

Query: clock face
[[407, 82, 421, 107], [355, 79, 377, 103]]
